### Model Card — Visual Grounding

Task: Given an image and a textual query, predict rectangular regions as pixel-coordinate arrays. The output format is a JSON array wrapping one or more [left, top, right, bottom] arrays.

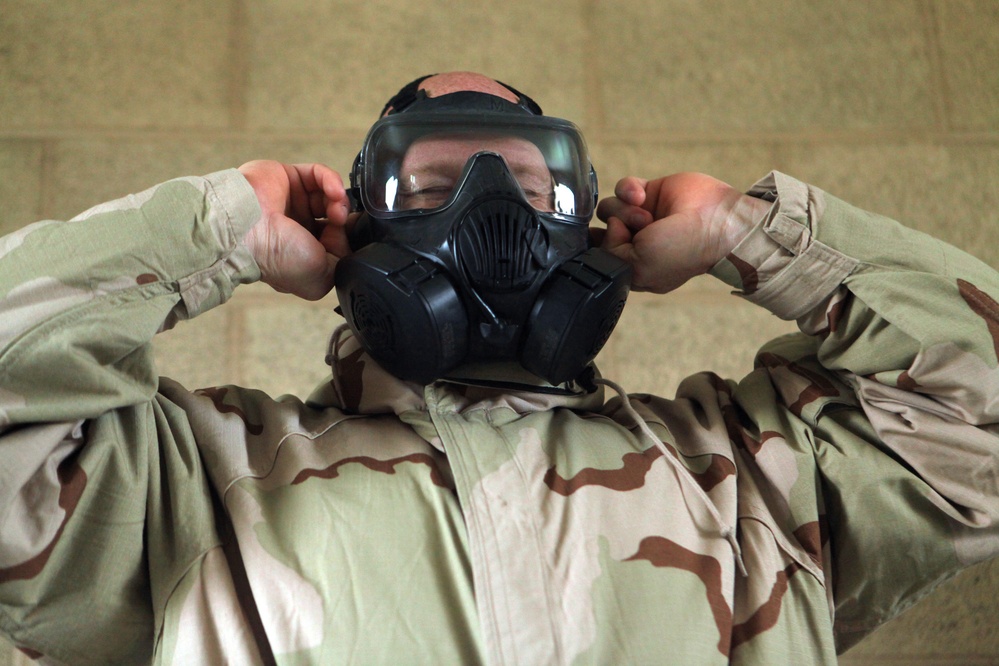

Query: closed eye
[[396, 186, 454, 210]]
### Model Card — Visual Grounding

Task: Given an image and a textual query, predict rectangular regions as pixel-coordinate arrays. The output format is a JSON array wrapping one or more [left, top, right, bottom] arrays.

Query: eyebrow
[[406, 153, 550, 180], [404, 157, 466, 181]]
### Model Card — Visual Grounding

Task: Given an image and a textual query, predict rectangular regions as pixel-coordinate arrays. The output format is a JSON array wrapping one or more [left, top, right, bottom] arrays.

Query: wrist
[[712, 193, 775, 267], [242, 216, 266, 264]]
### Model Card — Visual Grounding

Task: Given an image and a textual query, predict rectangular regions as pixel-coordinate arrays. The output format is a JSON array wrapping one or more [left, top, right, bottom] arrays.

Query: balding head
[[417, 72, 520, 103], [380, 72, 540, 117]]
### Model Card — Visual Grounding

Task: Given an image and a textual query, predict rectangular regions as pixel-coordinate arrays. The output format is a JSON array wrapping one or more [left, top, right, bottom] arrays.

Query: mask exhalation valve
[[455, 198, 547, 292]]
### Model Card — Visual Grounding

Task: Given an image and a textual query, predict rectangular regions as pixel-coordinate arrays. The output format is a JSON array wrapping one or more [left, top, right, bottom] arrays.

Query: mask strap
[[380, 74, 435, 116], [595, 376, 748, 577], [325, 323, 353, 407]]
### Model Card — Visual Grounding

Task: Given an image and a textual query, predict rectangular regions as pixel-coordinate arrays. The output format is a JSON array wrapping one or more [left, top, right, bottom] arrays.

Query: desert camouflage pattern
[[1, 169, 997, 664]]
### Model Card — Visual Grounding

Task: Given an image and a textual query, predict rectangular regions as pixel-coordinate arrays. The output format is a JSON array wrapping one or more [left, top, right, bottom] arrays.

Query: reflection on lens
[[385, 176, 399, 211], [554, 182, 575, 215]]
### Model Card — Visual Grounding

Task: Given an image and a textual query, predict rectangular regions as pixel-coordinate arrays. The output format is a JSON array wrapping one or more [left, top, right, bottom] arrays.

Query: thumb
[[249, 211, 338, 301], [601, 216, 637, 262]]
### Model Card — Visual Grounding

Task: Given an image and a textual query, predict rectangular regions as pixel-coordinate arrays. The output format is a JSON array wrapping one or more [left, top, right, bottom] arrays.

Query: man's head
[[334, 73, 630, 386]]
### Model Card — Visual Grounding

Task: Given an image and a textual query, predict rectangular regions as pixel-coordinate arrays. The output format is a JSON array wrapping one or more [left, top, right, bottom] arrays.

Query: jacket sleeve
[[711, 171, 999, 650], [0, 170, 261, 663]]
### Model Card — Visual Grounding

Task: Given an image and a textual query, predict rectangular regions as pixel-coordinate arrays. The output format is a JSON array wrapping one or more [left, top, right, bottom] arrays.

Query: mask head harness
[[336, 81, 630, 385]]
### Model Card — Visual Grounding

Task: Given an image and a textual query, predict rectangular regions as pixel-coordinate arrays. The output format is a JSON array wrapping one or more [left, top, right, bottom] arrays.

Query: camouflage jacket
[[1, 169, 998, 665]]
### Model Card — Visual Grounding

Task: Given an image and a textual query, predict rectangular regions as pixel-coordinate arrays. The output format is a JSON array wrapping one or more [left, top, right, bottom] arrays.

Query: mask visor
[[358, 113, 596, 219]]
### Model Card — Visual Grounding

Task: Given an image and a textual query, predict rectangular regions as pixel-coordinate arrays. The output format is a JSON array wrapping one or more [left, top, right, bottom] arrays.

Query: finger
[[308, 190, 327, 219], [288, 162, 342, 196], [271, 221, 338, 301], [308, 163, 350, 225], [597, 176, 653, 225], [286, 163, 348, 224], [613, 176, 649, 207], [595, 196, 625, 223], [596, 197, 655, 229], [601, 216, 635, 255], [282, 164, 314, 223], [318, 220, 351, 259], [292, 252, 338, 301], [602, 216, 658, 293]]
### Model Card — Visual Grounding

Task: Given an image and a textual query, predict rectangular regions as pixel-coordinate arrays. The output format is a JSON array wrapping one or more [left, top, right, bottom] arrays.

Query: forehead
[[400, 134, 548, 174]]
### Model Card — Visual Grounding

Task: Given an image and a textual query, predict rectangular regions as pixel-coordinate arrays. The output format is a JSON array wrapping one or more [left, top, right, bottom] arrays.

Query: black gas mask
[[335, 91, 630, 385]]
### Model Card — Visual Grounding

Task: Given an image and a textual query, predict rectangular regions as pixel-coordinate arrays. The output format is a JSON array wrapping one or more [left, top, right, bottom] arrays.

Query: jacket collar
[[306, 325, 605, 416]]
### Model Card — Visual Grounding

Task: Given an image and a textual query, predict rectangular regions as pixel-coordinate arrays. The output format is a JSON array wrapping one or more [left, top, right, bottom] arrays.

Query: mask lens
[[360, 115, 594, 218]]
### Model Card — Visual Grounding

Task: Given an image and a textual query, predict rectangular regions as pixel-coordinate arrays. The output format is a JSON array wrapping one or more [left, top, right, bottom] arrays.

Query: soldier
[[1, 72, 997, 664]]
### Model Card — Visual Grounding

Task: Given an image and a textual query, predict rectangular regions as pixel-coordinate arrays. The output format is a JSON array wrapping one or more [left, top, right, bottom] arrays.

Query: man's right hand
[[239, 160, 352, 301]]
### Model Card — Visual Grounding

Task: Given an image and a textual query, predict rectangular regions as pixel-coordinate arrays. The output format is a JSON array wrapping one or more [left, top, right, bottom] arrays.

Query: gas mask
[[335, 92, 630, 385]]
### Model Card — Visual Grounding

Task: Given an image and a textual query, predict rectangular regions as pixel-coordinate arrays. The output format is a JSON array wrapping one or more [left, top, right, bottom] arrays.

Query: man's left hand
[[594, 172, 771, 294]]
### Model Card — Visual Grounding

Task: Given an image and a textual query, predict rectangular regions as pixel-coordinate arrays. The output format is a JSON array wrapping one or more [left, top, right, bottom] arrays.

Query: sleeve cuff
[[174, 169, 262, 321], [709, 171, 859, 321]]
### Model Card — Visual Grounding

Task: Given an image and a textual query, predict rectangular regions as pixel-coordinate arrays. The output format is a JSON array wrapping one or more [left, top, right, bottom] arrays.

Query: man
[[1, 72, 997, 664]]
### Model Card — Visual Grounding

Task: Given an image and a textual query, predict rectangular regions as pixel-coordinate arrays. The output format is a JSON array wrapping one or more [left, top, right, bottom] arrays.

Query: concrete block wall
[[1, 1, 997, 663]]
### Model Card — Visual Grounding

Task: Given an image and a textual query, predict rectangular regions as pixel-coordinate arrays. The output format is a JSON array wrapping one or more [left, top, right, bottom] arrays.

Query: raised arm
[[597, 170, 999, 648], [0, 162, 349, 662]]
